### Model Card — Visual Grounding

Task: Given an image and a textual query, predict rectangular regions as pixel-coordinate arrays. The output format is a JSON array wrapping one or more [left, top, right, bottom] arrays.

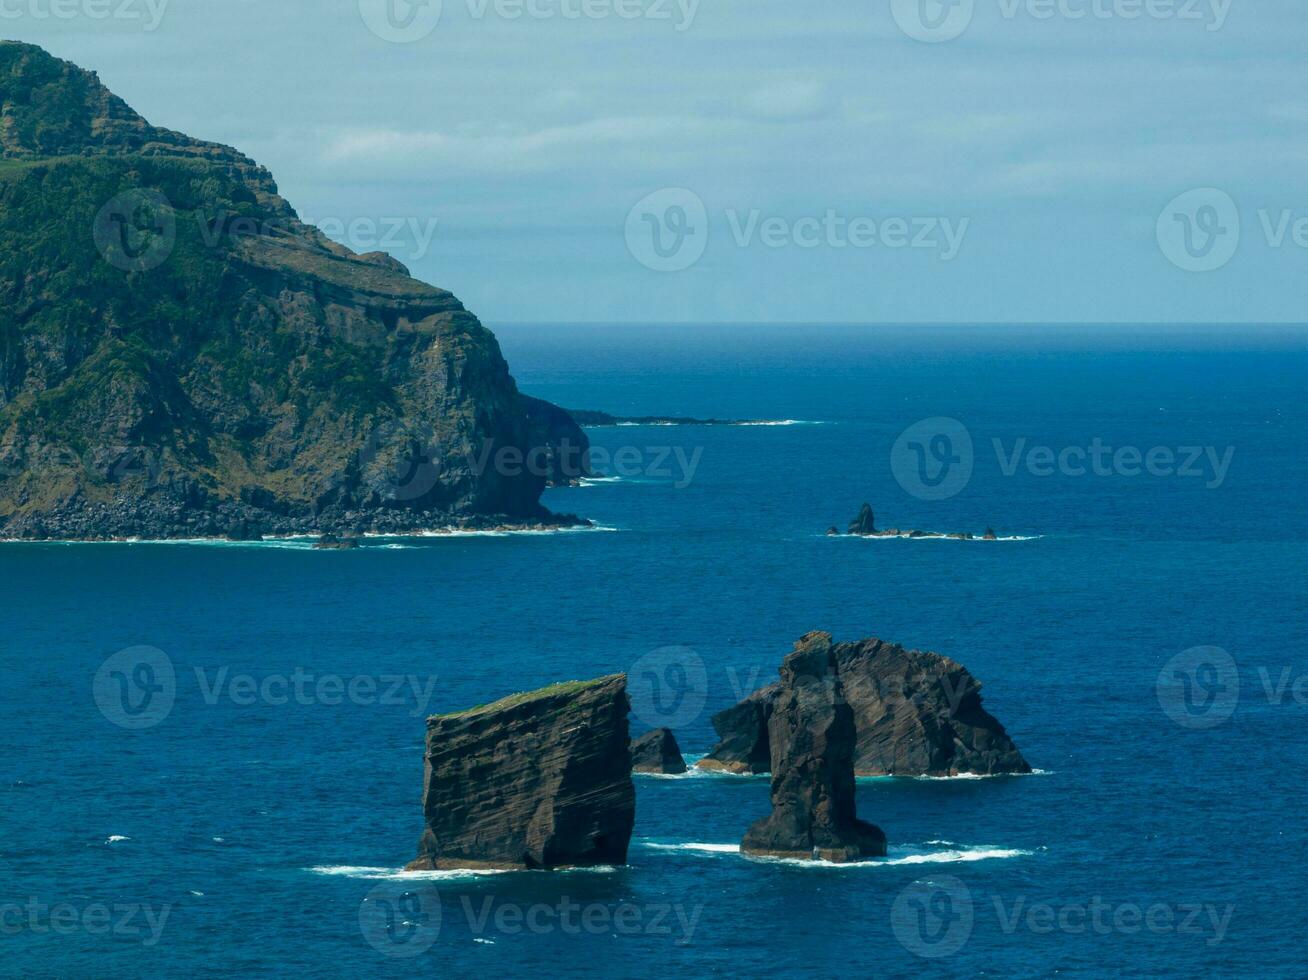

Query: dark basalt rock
[[406, 675, 635, 871], [521, 396, 592, 488], [839, 504, 1002, 541], [630, 728, 687, 774], [699, 633, 1030, 777], [847, 503, 876, 535], [313, 534, 359, 550], [741, 632, 887, 862], [696, 688, 777, 774]]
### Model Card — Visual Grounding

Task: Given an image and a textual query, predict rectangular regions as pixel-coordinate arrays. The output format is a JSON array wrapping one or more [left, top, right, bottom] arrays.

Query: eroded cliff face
[[0, 42, 587, 538], [741, 633, 886, 863], [407, 675, 635, 871], [699, 632, 1030, 778]]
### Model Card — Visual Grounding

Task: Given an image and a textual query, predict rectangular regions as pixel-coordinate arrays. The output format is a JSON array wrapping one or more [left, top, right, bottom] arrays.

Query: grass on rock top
[[428, 675, 625, 721]]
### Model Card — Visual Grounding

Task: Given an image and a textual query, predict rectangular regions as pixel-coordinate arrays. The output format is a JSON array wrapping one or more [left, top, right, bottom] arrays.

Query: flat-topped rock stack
[[407, 675, 635, 871]]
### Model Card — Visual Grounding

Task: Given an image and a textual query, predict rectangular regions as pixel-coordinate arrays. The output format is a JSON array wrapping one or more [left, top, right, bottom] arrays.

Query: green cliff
[[0, 41, 586, 539]]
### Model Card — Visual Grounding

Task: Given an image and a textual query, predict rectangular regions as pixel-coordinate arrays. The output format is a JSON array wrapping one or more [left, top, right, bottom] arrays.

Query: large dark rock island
[[406, 675, 636, 871], [741, 633, 887, 862], [700, 632, 1031, 777], [0, 43, 587, 540]]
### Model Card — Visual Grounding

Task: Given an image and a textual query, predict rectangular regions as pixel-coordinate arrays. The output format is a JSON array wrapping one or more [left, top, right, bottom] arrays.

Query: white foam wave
[[308, 863, 622, 880], [2, 525, 618, 547], [398, 525, 618, 539], [874, 768, 1052, 782], [734, 419, 822, 426], [836, 533, 1043, 543], [105, 835, 130, 844], [309, 865, 511, 881], [642, 841, 1032, 868]]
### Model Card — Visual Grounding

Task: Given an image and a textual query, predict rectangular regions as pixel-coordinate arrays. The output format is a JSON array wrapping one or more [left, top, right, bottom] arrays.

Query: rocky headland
[[407, 675, 635, 871], [740, 633, 887, 862], [0, 43, 588, 541], [699, 631, 1030, 777]]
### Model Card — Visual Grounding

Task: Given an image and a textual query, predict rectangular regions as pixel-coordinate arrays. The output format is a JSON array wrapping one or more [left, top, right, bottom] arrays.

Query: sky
[[4, 0, 1305, 324]]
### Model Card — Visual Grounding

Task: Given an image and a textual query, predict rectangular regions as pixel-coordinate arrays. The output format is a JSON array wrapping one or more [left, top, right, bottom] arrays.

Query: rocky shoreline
[[0, 497, 590, 543]]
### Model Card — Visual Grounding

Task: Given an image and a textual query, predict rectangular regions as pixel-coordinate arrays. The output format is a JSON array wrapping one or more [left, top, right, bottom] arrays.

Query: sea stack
[[630, 728, 688, 774], [847, 503, 877, 535], [741, 633, 887, 862], [406, 675, 635, 871], [699, 633, 1030, 777]]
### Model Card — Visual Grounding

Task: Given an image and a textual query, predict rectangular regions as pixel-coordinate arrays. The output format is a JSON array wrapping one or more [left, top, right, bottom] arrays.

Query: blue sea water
[[1, 324, 1305, 978]]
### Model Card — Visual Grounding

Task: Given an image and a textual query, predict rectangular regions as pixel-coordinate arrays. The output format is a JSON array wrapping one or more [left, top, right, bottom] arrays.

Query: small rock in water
[[630, 728, 687, 774]]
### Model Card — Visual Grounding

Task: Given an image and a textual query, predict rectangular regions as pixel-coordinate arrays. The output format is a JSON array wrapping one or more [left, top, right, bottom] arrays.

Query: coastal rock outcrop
[[741, 633, 887, 862], [838, 503, 999, 541], [696, 687, 777, 774], [847, 503, 876, 535], [630, 728, 687, 774], [0, 43, 585, 540], [699, 633, 1030, 777], [406, 675, 635, 871]]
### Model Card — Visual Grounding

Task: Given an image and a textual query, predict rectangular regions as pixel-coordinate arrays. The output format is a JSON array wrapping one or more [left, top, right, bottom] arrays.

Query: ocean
[[1, 324, 1304, 977]]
